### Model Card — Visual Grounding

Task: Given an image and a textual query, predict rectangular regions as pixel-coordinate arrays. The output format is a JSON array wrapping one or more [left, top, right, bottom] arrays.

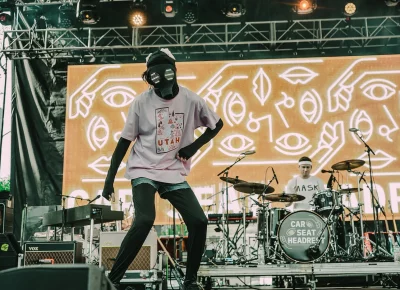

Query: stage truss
[[1, 4, 400, 61], [198, 262, 400, 289]]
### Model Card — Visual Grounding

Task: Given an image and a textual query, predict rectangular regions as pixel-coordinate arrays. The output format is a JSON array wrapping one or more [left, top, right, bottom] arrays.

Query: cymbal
[[331, 159, 365, 171], [338, 187, 363, 194], [220, 177, 246, 185], [264, 193, 305, 202], [234, 182, 275, 194]]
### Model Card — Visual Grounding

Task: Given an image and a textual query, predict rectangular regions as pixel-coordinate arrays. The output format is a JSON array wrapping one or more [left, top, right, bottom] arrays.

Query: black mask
[[147, 64, 177, 100]]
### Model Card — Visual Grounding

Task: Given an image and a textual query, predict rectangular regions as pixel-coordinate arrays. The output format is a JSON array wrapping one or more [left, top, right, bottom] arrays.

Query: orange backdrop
[[65, 55, 400, 224]]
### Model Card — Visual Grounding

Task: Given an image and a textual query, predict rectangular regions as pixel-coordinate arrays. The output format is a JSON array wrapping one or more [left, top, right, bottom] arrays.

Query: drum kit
[[218, 158, 391, 264]]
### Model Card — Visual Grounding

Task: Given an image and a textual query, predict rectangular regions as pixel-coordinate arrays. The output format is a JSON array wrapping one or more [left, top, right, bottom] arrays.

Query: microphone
[[272, 167, 279, 184], [241, 150, 256, 155], [321, 169, 334, 174], [88, 195, 101, 204], [349, 128, 359, 132]]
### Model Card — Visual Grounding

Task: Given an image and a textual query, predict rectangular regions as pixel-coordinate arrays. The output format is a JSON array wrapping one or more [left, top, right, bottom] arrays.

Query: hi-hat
[[338, 188, 363, 194], [264, 193, 305, 202], [234, 182, 274, 194], [331, 159, 365, 171], [220, 177, 246, 185]]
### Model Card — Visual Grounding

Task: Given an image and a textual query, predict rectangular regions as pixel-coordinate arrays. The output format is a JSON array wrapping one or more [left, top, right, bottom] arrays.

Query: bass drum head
[[278, 210, 330, 263]]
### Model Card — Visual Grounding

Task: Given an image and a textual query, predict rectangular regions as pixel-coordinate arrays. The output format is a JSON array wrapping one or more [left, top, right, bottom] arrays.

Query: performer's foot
[[183, 281, 203, 290]]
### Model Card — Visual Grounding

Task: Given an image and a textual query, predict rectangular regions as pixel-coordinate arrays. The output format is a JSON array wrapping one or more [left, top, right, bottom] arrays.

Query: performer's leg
[[108, 183, 157, 284], [163, 188, 208, 285]]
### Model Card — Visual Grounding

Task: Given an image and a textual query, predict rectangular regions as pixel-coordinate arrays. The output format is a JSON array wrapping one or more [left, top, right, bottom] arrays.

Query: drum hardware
[[349, 130, 388, 259], [264, 193, 305, 202], [217, 152, 250, 259], [234, 182, 275, 195], [331, 159, 365, 171], [219, 176, 247, 185]]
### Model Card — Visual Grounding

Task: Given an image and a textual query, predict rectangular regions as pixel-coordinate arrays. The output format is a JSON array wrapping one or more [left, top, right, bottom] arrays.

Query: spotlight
[[162, 0, 178, 18], [58, 3, 75, 28], [293, 0, 317, 15], [182, 0, 198, 24], [76, 0, 100, 25], [0, 11, 12, 26], [343, 2, 356, 16], [385, 0, 399, 6], [129, 0, 147, 26], [222, 0, 246, 18]]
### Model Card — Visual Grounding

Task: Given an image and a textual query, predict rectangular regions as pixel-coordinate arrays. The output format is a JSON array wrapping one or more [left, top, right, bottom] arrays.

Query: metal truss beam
[[2, 10, 400, 60]]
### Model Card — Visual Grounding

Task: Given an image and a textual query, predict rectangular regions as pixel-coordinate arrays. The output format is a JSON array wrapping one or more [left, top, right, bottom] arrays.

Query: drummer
[[284, 156, 325, 211]]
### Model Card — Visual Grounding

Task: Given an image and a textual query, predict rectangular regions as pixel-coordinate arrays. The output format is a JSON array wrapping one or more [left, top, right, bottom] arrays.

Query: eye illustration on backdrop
[[223, 91, 246, 126], [274, 133, 312, 156], [359, 79, 396, 101], [299, 89, 323, 124], [102, 86, 136, 108], [350, 109, 373, 144], [87, 116, 109, 151], [219, 134, 255, 157]]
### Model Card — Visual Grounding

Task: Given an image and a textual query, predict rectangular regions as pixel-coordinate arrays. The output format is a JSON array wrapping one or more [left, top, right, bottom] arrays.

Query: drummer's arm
[[284, 180, 295, 208]]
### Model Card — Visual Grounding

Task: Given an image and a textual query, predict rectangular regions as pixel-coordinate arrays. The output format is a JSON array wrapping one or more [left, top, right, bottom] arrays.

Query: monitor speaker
[[0, 233, 22, 271], [0, 264, 116, 290]]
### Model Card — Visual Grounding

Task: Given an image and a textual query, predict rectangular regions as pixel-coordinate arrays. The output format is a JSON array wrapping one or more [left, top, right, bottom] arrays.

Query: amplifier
[[100, 230, 157, 270], [23, 241, 84, 265]]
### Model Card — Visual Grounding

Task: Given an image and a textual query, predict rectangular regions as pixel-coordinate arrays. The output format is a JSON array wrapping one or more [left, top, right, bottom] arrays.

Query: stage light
[[162, 0, 178, 18], [0, 11, 12, 25], [292, 0, 317, 15], [384, 0, 399, 7], [58, 3, 75, 28], [222, 0, 246, 18], [343, 2, 356, 16], [129, 0, 147, 26], [182, 0, 198, 24], [76, 0, 100, 25]]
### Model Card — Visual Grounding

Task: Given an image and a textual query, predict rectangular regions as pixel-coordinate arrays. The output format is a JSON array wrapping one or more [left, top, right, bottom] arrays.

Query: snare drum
[[313, 189, 342, 217], [278, 210, 330, 263]]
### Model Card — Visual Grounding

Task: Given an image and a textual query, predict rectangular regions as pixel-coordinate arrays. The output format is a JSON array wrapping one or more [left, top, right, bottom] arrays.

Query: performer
[[102, 48, 224, 290], [285, 156, 325, 211]]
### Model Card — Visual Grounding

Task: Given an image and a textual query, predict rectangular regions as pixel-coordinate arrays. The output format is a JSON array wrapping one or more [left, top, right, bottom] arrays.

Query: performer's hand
[[102, 182, 114, 201], [177, 144, 197, 161]]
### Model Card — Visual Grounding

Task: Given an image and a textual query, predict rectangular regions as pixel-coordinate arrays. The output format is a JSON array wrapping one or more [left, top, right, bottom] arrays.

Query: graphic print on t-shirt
[[156, 107, 184, 153]]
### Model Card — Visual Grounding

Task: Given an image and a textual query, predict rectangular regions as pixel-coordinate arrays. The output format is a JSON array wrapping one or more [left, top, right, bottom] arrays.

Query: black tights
[[108, 183, 208, 284]]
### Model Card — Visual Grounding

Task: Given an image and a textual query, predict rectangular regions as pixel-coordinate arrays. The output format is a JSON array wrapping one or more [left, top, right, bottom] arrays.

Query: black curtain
[[11, 58, 67, 240]]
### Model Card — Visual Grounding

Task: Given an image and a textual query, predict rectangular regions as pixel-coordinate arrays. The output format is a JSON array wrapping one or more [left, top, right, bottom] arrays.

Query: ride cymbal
[[331, 159, 365, 171], [264, 193, 305, 202], [338, 187, 363, 194], [220, 177, 246, 185], [234, 182, 275, 194]]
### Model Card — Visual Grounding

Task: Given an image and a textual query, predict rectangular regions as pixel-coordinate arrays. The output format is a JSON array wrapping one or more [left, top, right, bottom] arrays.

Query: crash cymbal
[[220, 177, 247, 185], [234, 182, 275, 194], [264, 193, 305, 202], [331, 159, 365, 171], [338, 187, 363, 194]]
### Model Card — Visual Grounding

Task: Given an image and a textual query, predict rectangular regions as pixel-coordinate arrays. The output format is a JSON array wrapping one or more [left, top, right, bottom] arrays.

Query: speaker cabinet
[[24, 241, 84, 265], [100, 230, 157, 270], [0, 233, 22, 271], [0, 264, 116, 290]]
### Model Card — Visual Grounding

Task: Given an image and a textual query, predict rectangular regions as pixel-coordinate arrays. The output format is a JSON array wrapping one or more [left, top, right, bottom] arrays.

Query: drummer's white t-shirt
[[285, 176, 325, 211]]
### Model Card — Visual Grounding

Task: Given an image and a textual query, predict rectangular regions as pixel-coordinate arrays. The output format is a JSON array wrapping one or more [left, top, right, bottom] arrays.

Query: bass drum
[[278, 210, 330, 263]]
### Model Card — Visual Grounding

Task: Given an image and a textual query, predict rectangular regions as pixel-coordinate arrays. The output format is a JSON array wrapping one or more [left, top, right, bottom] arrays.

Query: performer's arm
[[177, 118, 223, 160], [102, 137, 132, 200]]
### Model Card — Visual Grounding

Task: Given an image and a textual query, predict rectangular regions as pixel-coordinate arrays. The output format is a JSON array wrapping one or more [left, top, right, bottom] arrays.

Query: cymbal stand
[[217, 154, 247, 258], [352, 131, 388, 258]]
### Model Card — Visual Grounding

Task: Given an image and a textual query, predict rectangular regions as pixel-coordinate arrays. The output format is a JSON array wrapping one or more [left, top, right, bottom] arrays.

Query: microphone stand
[[353, 132, 385, 258], [217, 154, 246, 258]]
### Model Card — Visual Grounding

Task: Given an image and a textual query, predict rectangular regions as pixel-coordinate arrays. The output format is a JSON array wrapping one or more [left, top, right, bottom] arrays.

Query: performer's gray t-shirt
[[121, 86, 220, 184], [286, 176, 325, 211]]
